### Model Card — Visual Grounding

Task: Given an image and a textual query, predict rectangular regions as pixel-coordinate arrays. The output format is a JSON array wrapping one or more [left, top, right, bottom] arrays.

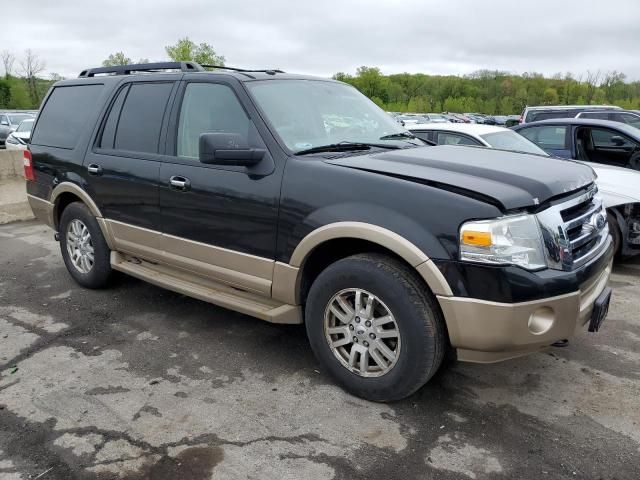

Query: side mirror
[[610, 135, 626, 146], [199, 132, 265, 167]]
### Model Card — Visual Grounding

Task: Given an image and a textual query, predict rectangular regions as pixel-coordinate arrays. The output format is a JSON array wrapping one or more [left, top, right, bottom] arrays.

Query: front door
[[159, 79, 283, 295]]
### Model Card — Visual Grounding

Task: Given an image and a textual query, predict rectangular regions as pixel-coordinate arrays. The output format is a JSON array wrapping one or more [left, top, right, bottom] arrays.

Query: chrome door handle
[[87, 164, 102, 175], [169, 176, 190, 191]]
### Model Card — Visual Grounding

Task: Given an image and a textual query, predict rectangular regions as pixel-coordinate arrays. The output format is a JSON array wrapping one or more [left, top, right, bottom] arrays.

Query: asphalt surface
[[1, 220, 639, 480]]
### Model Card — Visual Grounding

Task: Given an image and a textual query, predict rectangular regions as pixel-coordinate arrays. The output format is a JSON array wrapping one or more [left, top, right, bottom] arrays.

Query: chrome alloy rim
[[66, 219, 94, 274], [324, 288, 401, 377]]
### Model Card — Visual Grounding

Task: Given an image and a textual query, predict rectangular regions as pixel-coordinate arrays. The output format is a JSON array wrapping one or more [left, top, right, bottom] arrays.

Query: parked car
[[5, 118, 34, 151], [408, 122, 640, 258], [0, 111, 35, 148], [25, 61, 613, 402], [576, 110, 640, 129], [512, 118, 640, 170], [520, 105, 621, 124]]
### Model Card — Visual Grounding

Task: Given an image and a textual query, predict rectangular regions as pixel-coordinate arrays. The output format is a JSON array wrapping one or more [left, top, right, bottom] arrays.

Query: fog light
[[528, 307, 555, 335]]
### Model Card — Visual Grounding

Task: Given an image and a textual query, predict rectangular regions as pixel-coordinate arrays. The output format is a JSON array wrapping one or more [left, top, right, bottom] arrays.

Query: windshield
[[8, 114, 33, 125], [481, 130, 549, 155], [246, 80, 411, 152], [15, 119, 34, 133]]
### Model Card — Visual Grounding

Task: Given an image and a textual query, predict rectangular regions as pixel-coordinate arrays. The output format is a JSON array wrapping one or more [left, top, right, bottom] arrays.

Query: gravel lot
[[1, 220, 639, 480]]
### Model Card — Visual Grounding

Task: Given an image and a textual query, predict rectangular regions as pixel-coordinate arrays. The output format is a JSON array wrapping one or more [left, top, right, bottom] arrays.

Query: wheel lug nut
[[349, 325, 354, 331], [369, 333, 376, 339], [355, 317, 360, 323], [363, 341, 369, 347], [365, 320, 371, 327], [353, 337, 358, 343]]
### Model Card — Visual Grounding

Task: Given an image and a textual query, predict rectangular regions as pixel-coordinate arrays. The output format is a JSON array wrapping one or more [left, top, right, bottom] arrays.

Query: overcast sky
[[2, 0, 639, 80]]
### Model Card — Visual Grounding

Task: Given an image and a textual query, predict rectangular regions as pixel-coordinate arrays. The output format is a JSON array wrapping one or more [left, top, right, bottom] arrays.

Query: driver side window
[[177, 83, 250, 159]]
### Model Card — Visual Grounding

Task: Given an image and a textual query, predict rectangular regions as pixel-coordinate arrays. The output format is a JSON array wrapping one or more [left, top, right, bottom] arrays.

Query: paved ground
[[0, 220, 639, 480]]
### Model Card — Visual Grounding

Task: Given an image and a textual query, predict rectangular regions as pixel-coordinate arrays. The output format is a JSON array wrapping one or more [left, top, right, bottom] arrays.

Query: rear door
[[84, 78, 178, 256], [158, 78, 283, 295]]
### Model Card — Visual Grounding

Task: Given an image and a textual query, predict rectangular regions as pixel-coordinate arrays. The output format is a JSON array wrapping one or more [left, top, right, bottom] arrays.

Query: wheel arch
[[51, 182, 114, 249], [272, 222, 453, 307]]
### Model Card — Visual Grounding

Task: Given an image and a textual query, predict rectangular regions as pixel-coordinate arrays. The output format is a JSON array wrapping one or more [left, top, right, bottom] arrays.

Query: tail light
[[23, 150, 35, 181]]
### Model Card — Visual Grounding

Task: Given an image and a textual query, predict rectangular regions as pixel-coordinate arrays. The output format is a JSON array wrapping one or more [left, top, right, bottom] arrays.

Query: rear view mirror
[[610, 135, 626, 146], [199, 132, 265, 167]]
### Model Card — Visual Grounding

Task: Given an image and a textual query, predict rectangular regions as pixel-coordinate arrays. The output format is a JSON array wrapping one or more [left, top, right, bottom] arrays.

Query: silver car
[[0, 112, 35, 148]]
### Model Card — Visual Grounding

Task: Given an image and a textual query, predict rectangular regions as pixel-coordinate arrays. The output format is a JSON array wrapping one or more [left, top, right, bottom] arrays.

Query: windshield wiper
[[379, 132, 417, 140], [295, 141, 401, 156]]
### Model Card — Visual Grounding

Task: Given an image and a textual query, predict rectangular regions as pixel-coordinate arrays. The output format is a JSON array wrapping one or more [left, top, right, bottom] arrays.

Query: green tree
[[165, 37, 225, 66], [102, 52, 150, 67], [543, 87, 559, 105]]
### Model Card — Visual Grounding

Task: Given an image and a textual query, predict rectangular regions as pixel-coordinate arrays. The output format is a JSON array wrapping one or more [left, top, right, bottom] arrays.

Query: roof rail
[[78, 61, 205, 78], [200, 64, 284, 75]]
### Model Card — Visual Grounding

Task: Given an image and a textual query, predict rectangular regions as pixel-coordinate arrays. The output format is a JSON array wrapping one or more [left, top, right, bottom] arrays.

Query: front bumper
[[436, 248, 614, 363]]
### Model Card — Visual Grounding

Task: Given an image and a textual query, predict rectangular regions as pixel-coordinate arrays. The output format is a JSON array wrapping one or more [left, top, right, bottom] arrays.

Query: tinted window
[[100, 85, 130, 149], [527, 111, 577, 122], [177, 83, 249, 158], [411, 130, 432, 143], [519, 126, 568, 150], [579, 112, 610, 120], [615, 112, 640, 128], [436, 132, 481, 146], [31, 85, 103, 149], [114, 82, 173, 154]]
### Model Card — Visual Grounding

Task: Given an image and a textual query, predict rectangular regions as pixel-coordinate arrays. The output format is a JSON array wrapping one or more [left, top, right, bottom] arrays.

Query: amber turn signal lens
[[461, 231, 492, 247]]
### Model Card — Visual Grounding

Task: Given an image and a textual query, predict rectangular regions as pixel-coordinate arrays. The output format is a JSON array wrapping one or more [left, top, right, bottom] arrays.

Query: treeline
[[334, 67, 640, 114], [0, 50, 56, 109]]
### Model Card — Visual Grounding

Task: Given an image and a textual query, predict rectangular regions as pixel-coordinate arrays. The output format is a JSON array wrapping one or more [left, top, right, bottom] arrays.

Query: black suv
[[25, 62, 613, 401]]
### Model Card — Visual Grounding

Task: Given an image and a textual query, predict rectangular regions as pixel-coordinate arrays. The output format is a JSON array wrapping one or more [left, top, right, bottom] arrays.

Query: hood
[[326, 145, 595, 211], [582, 161, 640, 207]]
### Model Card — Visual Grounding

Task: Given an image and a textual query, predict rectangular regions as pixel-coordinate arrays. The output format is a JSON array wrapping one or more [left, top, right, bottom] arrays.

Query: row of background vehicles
[[405, 106, 640, 259], [0, 110, 36, 150], [391, 112, 520, 126]]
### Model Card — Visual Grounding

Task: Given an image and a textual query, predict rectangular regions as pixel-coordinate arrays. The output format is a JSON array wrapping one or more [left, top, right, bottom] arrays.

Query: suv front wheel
[[59, 202, 113, 289], [305, 253, 446, 402]]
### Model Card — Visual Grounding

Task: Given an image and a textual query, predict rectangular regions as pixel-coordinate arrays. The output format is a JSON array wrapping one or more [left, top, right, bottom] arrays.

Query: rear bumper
[[437, 258, 613, 363]]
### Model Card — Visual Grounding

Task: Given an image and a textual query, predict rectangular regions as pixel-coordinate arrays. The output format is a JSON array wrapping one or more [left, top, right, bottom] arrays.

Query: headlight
[[459, 214, 547, 270]]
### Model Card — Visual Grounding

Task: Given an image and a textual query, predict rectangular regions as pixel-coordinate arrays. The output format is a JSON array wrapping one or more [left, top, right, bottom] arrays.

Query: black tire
[[607, 212, 622, 258], [59, 202, 113, 289], [305, 253, 446, 402], [629, 152, 640, 171]]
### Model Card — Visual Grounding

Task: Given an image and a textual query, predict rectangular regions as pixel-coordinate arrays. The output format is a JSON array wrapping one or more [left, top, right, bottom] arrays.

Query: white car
[[406, 122, 640, 257], [5, 118, 34, 151]]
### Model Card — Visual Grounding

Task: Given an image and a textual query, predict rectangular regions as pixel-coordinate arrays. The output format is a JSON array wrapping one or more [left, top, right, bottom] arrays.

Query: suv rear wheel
[[305, 253, 446, 402], [59, 202, 113, 288]]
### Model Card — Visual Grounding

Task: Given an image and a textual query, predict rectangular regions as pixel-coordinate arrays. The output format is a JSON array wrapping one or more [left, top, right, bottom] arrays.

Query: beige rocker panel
[[272, 221, 453, 305]]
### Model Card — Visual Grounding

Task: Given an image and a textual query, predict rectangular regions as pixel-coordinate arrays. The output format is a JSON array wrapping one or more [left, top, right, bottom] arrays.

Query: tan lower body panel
[[437, 261, 612, 363], [27, 194, 54, 228], [111, 252, 302, 324]]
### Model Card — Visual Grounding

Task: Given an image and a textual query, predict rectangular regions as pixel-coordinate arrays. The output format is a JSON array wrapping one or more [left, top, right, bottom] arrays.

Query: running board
[[111, 252, 302, 324]]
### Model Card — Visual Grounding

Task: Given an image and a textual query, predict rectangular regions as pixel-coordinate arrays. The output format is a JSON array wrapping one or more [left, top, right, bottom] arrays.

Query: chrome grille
[[536, 185, 610, 271]]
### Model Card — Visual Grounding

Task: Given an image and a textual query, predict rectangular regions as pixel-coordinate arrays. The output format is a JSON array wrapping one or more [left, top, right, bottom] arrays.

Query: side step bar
[[111, 252, 302, 324]]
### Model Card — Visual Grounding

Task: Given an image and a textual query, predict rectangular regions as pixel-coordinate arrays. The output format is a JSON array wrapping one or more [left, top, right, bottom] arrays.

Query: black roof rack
[[78, 61, 205, 78], [200, 65, 284, 75]]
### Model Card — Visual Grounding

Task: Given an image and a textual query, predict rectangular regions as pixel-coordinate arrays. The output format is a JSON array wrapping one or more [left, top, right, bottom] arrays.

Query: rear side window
[[526, 111, 576, 122], [435, 132, 481, 146], [110, 82, 173, 154], [579, 112, 610, 120], [31, 84, 103, 149], [519, 126, 568, 150]]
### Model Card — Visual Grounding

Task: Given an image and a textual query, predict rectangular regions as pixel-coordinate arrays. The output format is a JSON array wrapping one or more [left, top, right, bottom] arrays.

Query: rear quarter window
[[31, 84, 103, 149]]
